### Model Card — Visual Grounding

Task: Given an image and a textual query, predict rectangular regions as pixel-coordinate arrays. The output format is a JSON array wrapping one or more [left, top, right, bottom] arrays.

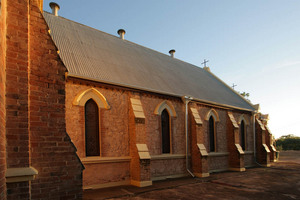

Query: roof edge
[[204, 69, 256, 110], [66, 73, 255, 112]]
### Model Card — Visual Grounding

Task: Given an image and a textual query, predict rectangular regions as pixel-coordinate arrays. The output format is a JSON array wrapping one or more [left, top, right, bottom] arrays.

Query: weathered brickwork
[[0, 0, 7, 199], [208, 156, 229, 172], [2, 0, 83, 199], [66, 81, 130, 186], [66, 82, 130, 158], [232, 112, 254, 152], [83, 162, 130, 186], [0, 0, 274, 196], [190, 104, 208, 176], [255, 118, 270, 166], [66, 78, 258, 186], [244, 153, 255, 167], [6, 182, 29, 200], [30, 1, 83, 199], [151, 159, 185, 178], [142, 95, 185, 155]]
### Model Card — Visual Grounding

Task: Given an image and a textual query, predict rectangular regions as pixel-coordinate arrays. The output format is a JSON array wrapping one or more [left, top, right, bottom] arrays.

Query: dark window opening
[[161, 109, 170, 154], [85, 99, 100, 156], [209, 116, 215, 152], [240, 120, 246, 150]]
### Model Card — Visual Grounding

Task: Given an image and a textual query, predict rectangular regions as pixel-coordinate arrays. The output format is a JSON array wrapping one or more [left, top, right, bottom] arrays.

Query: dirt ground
[[83, 151, 300, 200]]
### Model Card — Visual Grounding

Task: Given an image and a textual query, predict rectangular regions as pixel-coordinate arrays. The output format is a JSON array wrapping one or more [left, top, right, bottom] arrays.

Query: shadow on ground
[[84, 151, 300, 200]]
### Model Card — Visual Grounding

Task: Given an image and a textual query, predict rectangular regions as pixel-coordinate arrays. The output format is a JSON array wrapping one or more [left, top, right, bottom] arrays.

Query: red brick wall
[[142, 95, 185, 155], [29, 2, 83, 199], [4, 0, 31, 198], [0, 0, 7, 199], [66, 81, 130, 186], [66, 78, 256, 184], [3, 0, 83, 199], [66, 82, 130, 158]]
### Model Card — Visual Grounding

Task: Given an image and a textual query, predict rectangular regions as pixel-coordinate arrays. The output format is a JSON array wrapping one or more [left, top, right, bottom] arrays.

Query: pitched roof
[[43, 12, 255, 111]]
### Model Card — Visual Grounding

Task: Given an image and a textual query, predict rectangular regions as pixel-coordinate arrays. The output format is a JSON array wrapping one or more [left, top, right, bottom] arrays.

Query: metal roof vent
[[117, 29, 126, 40], [49, 2, 60, 16], [169, 49, 176, 58]]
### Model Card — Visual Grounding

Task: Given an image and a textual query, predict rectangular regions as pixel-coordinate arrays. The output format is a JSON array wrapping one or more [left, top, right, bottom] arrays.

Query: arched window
[[240, 120, 246, 150], [85, 99, 100, 156], [161, 109, 170, 154], [209, 116, 216, 152]]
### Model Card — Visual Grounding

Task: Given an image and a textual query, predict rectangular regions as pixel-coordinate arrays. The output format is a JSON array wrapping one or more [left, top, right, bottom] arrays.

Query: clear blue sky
[[43, 0, 300, 139]]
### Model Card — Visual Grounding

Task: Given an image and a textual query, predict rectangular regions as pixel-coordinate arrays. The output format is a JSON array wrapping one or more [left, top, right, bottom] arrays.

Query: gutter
[[182, 96, 195, 177]]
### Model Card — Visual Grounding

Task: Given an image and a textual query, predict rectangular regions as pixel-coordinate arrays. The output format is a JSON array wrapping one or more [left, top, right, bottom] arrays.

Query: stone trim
[[238, 114, 250, 125], [154, 100, 177, 117], [131, 180, 153, 187], [130, 98, 146, 122], [209, 168, 228, 173], [136, 144, 151, 159], [194, 173, 210, 178], [228, 112, 239, 129], [190, 108, 203, 125], [204, 108, 220, 122], [208, 152, 229, 157], [235, 144, 245, 155], [262, 144, 271, 153], [197, 144, 208, 156], [83, 180, 131, 190], [256, 118, 266, 130], [73, 88, 110, 109], [81, 156, 131, 164], [229, 167, 246, 172], [151, 154, 186, 160], [270, 145, 276, 152], [6, 167, 38, 183]]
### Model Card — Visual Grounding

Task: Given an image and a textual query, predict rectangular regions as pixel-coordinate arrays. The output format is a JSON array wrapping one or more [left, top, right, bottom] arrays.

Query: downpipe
[[182, 96, 195, 177], [253, 112, 257, 163]]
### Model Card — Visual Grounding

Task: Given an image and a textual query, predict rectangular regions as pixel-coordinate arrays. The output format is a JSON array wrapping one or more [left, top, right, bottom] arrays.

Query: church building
[[0, 1, 277, 199]]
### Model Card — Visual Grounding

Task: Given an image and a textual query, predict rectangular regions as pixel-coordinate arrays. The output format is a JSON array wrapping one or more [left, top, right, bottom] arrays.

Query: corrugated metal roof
[[43, 12, 255, 111]]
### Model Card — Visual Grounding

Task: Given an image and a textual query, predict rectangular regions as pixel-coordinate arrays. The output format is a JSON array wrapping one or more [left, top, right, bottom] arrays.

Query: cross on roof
[[201, 59, 209, 67], [232, 83, 237, 90]]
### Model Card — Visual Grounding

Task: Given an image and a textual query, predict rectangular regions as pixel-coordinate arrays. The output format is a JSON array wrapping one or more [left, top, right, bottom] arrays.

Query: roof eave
[[66, 73, 255, 112]]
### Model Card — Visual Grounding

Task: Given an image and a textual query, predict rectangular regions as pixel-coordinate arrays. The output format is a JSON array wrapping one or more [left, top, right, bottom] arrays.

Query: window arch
[[240, 120, 246, 150], [85, 99, 100, 156], [73, 88, 110, 109], [208, 116, 216, 152], [204, 109, 220, 122], [161, 109, 171, 154], [154, 100, 177, 117]]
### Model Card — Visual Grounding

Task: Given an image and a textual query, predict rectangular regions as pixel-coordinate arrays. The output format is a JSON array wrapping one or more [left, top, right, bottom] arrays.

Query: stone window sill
[[244, 151, 254, 155], [81, 156, 131, 164], [208, 152, 229, 157], [151, 154, 186, 160]]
